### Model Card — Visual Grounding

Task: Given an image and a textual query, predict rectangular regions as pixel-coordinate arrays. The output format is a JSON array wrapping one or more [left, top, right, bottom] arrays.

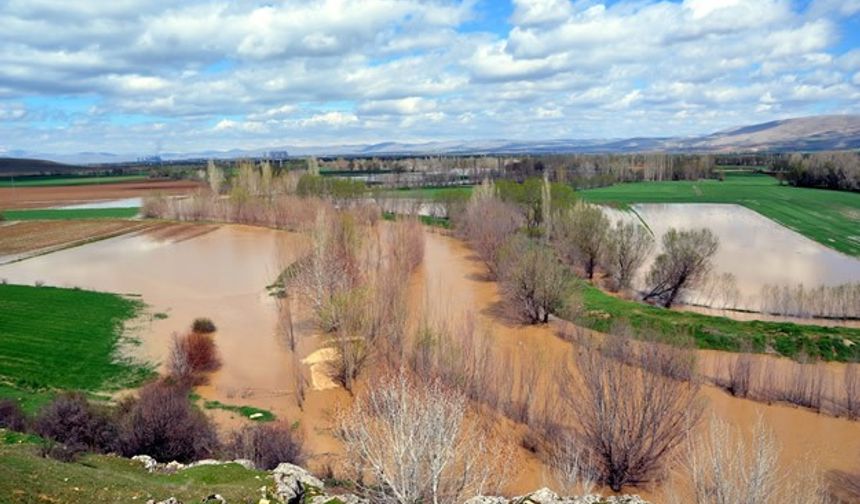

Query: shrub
[[643, 228, 719, 308], [228, 422, 304, 470], [0, 399, 26, 432], [118, 382, 219, 463], [168, 331, 221, 381], [192, 317, 217, 334], [499, 236, 569, 324], [40, 440, 85, 463], [34, 393, 118, 453]]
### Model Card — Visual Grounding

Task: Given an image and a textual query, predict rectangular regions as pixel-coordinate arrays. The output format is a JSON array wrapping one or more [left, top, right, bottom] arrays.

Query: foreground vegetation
[[0, 285, 151, 408], [581, 171, 860, 256], [0, 437, 267, 503], [1, 207, 140, 221]]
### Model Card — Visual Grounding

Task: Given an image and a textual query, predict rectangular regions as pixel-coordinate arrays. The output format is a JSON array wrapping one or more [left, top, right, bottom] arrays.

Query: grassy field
[[580, 172, 860, 256], [0, 284, 151, 408], [2, 207, 140, 220], [0, 438, 269, 503], [385, 186, 472, 199], [0, 175, 147, 187], [201, 400, 276, 422], [575, 282, 860, 361]]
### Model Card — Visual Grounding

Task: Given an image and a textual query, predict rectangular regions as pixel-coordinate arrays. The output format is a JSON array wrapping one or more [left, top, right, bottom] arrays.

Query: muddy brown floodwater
[[605, 203, 860, 314], [2, 222, 859, 499], [419, 229, 860, 499]]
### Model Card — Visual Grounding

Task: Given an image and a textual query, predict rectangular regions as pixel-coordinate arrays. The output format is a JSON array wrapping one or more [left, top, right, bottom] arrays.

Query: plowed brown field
[[0, 180, 204, 209]]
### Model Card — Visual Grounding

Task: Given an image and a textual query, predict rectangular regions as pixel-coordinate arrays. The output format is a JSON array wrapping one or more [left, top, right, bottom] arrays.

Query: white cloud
[[0, 0, 856, 154]]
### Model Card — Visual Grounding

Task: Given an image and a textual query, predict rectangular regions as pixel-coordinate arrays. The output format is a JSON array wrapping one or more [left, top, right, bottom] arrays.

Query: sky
[[1, 0, 859, 155]]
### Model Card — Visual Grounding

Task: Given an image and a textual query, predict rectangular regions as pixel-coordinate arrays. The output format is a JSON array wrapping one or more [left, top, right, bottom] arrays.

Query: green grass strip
[[2, 207, 140, 220], [575, 282, 860, 362], [0, 175, 147, 187], [202, 400, 276, 422]]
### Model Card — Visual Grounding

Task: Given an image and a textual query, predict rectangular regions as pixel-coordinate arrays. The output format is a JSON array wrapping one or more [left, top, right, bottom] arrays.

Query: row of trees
[[771, 151, 860, 191]]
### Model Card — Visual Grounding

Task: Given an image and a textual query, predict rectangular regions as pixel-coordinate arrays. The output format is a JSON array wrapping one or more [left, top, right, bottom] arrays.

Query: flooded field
[[610, 203, 860, 313], [2, 220, 858, 498]]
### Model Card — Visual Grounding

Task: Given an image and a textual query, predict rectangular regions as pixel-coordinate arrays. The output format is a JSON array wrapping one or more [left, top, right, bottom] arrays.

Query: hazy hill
[[5, 114, 860, 164]]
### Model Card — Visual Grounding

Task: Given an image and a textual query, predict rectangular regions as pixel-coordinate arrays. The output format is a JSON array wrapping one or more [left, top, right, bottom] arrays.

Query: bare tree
[[843, 363, 860, 420], [681, 416, 829, 504], [602, 220, 654, 291], [549, 432, 596, 496], [725, 353, 757, 398], [555, 201, 610, 279], [336, 371, 504, 504], [643, 228, 719, 308], [565, 339, 703, 491], [498, 236, 569, 324], [459, 184, 524, 278], [207, 160, 224, 195]]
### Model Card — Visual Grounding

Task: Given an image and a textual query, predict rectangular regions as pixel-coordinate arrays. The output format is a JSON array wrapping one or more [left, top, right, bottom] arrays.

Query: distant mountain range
[[3, 114, 859, 167]]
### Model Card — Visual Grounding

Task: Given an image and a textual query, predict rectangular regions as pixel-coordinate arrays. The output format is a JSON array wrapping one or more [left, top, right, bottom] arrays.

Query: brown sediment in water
[[2, 221, 858, 498]]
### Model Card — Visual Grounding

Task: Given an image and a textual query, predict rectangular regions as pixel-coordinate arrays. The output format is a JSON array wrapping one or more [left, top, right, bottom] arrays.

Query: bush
[[228, 422, 304, 470], [168, 331, 221, 382], [34, 393, 118, 453], [118, 381, 219, 463], [40, 440, 85, 462], [0, 399, 26, 432], [499, 236, 569, 324], [192, 317, 217, 334]]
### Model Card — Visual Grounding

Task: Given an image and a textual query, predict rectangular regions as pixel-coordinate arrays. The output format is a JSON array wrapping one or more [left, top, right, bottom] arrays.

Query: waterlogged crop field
[[0, 220, 150, 259], [0, 284, 151, 408], [581, 172, 860, 257]]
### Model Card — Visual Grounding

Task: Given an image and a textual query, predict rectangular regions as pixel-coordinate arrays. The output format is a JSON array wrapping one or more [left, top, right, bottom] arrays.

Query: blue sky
[[0, 0, 859, 156]]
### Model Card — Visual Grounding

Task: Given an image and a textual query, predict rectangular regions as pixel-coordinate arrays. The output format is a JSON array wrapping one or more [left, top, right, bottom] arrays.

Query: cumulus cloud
[[0, 0, 857, 154]]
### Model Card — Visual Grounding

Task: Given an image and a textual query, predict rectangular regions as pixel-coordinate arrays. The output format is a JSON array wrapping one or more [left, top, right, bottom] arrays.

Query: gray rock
[[187, 459, 221, 468], [306, 493, 369, 504], [132, 455, 158, 473], [272, 462, 325, 502], [202, 494, 227, 503], [524, 488, 560, 503], [145, 498, 181, 504], [463, 497, 508, 504], [164, 460, 186, 473]]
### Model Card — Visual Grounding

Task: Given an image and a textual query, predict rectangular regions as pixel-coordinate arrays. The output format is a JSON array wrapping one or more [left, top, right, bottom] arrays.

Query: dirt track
[[0, 180, 204, 209]]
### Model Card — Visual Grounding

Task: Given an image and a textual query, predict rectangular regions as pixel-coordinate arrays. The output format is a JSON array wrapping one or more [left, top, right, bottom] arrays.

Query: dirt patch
[[0, 180, 204, 209], [0, 220, 155, 262]]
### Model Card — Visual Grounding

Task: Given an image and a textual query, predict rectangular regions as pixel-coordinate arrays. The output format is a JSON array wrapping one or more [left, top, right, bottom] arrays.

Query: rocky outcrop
[[137, 458, 649, 504], [132, 454, 255, 473], [464, 488, 650, 504]]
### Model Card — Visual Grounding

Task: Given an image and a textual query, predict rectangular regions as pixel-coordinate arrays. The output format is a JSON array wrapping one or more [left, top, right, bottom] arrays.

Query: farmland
[[0, 175, 147, 187], [1, 207, 140, 220], [0, 284, 151, 407], [580, 172, 860, 256], [0, 220, 150, 258]]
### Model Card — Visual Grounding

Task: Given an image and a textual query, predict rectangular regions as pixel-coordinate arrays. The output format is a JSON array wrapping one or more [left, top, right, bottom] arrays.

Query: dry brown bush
[[498, 235, 569, 324], [168, 331, 221, 383], [0, 399, 26, 432], [678, 416, 829, 504], [565, 339, 703, 491], [459, 186, 524, 278], [117, 381, 219, 463], [191, 317, 217, 334], [828, 466, 860, 503], [34, 393, 118, 454], [842, 363, 860, 420], [336, 370, 506, 504], [228, 421, 304, 470]]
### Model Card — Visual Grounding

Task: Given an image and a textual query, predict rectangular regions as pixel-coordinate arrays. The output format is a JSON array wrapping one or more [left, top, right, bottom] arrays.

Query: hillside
[[0, 158, 82, 176]]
